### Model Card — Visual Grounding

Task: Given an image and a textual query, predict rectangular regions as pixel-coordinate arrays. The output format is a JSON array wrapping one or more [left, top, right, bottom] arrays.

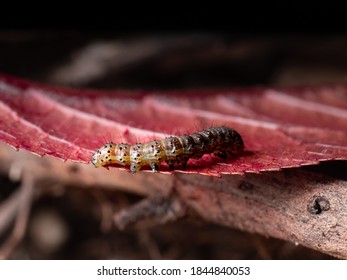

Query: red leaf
[[0, 73, 346, 176]]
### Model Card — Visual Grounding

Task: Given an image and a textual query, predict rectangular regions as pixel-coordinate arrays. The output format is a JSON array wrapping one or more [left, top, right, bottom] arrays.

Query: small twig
[[113, 194, 186, 230], [0, 166, 34, 259], [0, 187, 24, 237], [137, 229, 162, 260], [91, 190, 114, 233]]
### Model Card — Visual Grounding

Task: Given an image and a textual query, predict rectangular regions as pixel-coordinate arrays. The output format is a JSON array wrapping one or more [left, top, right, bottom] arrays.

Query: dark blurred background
[[1, 4, 347, 89]]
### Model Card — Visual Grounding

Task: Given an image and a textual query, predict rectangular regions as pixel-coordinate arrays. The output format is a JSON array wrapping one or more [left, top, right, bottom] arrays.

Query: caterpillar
[[91, 126, 244, 173]]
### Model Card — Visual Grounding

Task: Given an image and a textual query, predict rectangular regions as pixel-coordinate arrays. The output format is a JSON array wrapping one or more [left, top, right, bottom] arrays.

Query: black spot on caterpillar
[[91, 126, 244, 173]]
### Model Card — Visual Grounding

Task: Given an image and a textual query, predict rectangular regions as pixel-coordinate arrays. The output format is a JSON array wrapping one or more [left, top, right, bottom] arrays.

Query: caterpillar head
[[91, 142, 130, 168]]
